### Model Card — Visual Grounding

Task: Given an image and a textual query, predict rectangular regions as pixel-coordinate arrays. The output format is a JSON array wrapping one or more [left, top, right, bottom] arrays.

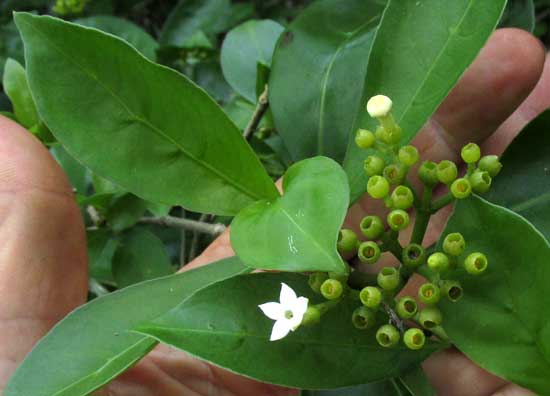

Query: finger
[[0, 116, 87, 387], [490, 383, 536, 396]]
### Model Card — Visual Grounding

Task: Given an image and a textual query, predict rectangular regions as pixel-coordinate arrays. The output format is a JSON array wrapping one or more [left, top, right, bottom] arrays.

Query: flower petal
[[279, 282, 297, 307], [270, 319, 292, 341], [258, 302, 284, 321], [294, 296, 309, 317]]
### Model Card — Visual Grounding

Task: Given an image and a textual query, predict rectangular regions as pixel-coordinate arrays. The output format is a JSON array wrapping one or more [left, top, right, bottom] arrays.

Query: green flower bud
[[450, 178, 472, 199], [377, 267, 400, 291], [360, 215, 384, 240], [337, 229, 358, 255], [461, 143, 481, 164], [320, 279, 344, 300], [440, 280, 463, 302], [358, 241, 382, 265], [360, 286, 382, 309], [478, 155, 502, 177], [367, 175, 390, 199], [418, 161, 439, 187], [402, 243, 426, 269], [383, 164, 406, 185], [376, 324, 401, 348], [375, 124, 402, 146], [308, 272, 328, 294], [427, 252, 450, 273], [364, 156, 386, 177], [352, 306, 377, 330], [387, 209, 410, 232], [442, 232, 466, 256], [418, 307, 443, 329], [418, 283, 441, 305], [464, 252, 488, 275], [436, 160, 458, 185], [398, 145, 420, 167], [404, 328, 426, 350], [355, 129, 376, 149], [470, 170, 492, 194], [390, 185, 414, 210], [396, 296, 418, 319], [301, 306, 321, 326]]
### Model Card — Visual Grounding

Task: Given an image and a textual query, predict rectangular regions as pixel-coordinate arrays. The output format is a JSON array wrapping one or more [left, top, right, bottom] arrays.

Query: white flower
[[259, 282, 309, 341], [367, 95, 393, 118]]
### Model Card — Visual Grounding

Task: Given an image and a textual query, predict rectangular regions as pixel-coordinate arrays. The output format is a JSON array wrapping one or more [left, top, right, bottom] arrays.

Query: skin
[[0, 28, 548, 396]]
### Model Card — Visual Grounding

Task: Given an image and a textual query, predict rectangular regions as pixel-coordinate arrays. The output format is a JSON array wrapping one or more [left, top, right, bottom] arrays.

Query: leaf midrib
[[21, 16, 264, 202], [510, 191, 550, 213]]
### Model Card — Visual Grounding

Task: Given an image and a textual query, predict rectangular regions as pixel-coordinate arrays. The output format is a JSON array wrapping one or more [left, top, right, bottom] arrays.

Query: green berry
[[436, 160, 458, 185], [390, 185, 414, 210], [404, 328, 426, 350], [364, 156, 386, 177], [402, 243, 426, 269], [355, 129, 376, 149], [418, 283, 441, 305], [418, 161, 439, 187], [464, 252, 488, 275], [358, 241, 382, 265], [442, 232, 466, 256], [461, 143, 481, 164], [337, 229, 358, 255], [427, 252, 450, 273], [440, 280, 463, 302], [478, 155, 502, 177], [376, 324, 400, 348], [360, 215, 384, 240], [398, 145, 419, 167], [377, 267, 400, 291], [450, 178, 472, 199], [352, 306, 377, 330], [367, 175, 390, 199], [301, 306, 321, 326], [470, 170, 492, 194], [360, 286, 382, 309], [387, 209, 410, 231], [320, 279, 344, 300], [383, 164, 406, 185], [308, 272, 328, 294], [396, 296, 418, 319], [418, 307, 443, 329], [377, 125, 402, 145]]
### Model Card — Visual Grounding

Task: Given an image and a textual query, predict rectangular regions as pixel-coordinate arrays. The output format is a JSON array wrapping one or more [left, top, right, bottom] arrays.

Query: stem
[[89, 278, 108, 297], [382, 301, 404, 333], [467, 163, 476, 176], [313, 299, 341, 315], [404, 180, 420, 208], [179, 209, 186, 268], [243, 86, 269, 140], [430, 325, 450, 342], [348, 271, 378, 289], [380, 230, 403, 260], [431, 192, 455, 212], [139, 215, 225, 236], [411, 187, 432, 245], [188, 213, 211, 262]]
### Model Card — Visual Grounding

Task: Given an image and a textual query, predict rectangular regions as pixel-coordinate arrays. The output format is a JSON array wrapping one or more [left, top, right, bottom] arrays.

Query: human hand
[[0, 27, 547, 396]]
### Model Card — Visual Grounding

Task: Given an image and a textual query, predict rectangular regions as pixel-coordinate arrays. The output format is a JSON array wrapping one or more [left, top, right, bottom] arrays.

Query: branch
[[139, 215, 226, 236], [243, 85, 269, 140]]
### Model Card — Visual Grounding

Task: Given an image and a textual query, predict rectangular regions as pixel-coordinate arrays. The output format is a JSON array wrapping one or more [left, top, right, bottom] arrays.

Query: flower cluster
[[53, 0, 88, 15]]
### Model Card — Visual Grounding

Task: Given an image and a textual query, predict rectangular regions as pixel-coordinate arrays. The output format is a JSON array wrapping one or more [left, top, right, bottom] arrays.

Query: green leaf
[[112, 228, 174, 288], [136, 273, 441, 389], [15, 13, 278, 215], [437, 195, 550, 395], [50, 145, 89, 194], [485, 110, 550, 240], [160, 0, 230, 47], [398, 365, 434, 396], [500, 0, 536, 32], [75, 15, 158, 60], [302, 380, 412, 396], [105, 193, 148, 232], [221, 19, 284, 103], [269, 0, 385, 163], [343, 0, 507, 202], [2, 57, 39, 128], [87, 229, 118, 285], [231, 156, 349, 273], [5, 256, 250, 396]]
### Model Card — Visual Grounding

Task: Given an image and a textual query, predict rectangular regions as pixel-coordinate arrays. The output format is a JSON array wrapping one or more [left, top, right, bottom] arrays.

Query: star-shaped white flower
[[259, 282, 309, 341], [367, 95, 393, 118]]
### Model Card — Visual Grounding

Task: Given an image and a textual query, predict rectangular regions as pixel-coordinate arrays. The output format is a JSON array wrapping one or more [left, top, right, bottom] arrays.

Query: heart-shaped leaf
[[231, 156, 349, 273], [437, 196, 550, 395], [136, 273, 442, 389]]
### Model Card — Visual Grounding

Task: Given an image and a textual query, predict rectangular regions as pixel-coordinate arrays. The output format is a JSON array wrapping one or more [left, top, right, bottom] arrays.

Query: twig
[[382, 301, 404, 333], [188, 213, 212, 262], [243, 86, 269, 140], [89, 278, 109, 297], [139, 215, 225, 236]]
